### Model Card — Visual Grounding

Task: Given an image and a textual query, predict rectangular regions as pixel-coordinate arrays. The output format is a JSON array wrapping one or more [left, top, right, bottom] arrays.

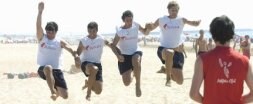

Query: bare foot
[[82, 80, 88, 90], [50, 88, 59, 101], [165, 80, 171, 87], [86, 94, 91, 101], [86, 90, 91, 101], [157, 66, 165, 73], [136, 84, 142, 97], [136, 88, 142, 97], [50, 93, 59, 101]]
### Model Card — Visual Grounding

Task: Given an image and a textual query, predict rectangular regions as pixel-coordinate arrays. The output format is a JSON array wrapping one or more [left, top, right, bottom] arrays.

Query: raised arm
[[183, 18, 201, 26], [242, 63, 253, 103], [36, 2, 44, 42], [189, 56, 204, 103]]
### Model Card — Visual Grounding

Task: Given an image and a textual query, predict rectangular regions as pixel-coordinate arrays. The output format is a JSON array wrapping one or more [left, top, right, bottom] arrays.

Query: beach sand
[[0, 42, 252, 104]]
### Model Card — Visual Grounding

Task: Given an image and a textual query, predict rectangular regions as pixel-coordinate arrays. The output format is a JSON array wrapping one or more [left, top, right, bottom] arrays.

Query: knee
[[43, 65, 53, 74], [132, 56, 141, 67], [165, 51, 174, 58], [176, 80, 183, 85], [123, 79, 131, 86], [94, 89, 102, 95], [62, 95, 68, 99], [86, 64, 98, 75]]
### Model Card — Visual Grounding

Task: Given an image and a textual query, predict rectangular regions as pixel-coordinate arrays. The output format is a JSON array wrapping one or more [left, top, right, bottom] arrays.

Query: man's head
[[45, 21, 58, 39], [87, 21, 98, 37], [245, 35, 250, 40], [210, 15, 235, 45], [167, 1, 179, 18], [199, 29, 204, 34], [121, 10, 133, 26]]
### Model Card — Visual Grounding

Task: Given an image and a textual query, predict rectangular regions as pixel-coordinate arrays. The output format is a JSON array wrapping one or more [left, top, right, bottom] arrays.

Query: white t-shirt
[[159, 16, 184, 48], [116, 22, 141, 55], [80, 35, 105, 63], [37, 35, 63, 69]]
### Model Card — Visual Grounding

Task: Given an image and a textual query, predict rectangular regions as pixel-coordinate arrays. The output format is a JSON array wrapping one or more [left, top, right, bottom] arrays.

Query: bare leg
[[56, 86, 68, 99], [122, 70, 132, 86], [92, 81, 103, 95], [82, 80, 103, 95], [43, 65, 58, 100], [171, 68, 183, 85], [157, 66, 166, 73], [85, 63, 98, 101], [82, 79, 88, 90], [162, 49, 174, 87], [132, 54, 142, 97]]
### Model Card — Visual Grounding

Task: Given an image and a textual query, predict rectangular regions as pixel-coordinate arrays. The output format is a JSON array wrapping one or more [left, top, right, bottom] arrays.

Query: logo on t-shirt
[[219, 58, 232, 78], [163, 23, 180, 30], [85, 45, 102, 50], [40, 42, 57, 50], [217, 58, 236, 84]]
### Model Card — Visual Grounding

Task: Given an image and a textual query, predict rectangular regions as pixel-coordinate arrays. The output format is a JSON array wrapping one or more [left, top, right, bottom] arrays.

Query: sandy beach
[[0, 42, 252, 104]]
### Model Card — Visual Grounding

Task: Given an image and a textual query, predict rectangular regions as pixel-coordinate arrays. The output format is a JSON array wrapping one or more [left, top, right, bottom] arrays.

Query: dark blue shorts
[[81, 61, 103, 81], [37, 66, 67, 89], [118, 51, 142, 75], [157, 46, 184, 69]]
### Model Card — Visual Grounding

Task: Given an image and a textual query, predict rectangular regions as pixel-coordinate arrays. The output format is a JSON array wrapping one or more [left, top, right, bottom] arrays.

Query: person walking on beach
[[195, 29, 208, 56], [190, 15, 253, 104], [146, 1, 201, 86], [36, 2, 78, 101], [110, 10, 149, 97], [75, 22, 110, 101], [240, 35, 251, 59], [207, 38, 215, 51]]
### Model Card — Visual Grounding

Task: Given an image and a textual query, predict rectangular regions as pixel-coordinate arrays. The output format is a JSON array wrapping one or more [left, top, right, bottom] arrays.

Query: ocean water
[[0, 29, 252, 44]]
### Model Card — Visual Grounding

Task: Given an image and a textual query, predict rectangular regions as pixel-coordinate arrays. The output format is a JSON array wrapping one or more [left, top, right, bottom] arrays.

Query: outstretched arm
[[36, 2, 44, 42], [61, 40, 76, 57], [110, 34, 124, 62], [138, 23, 150, 36], [145, 19, 159, 33], [183, 18, 201, 26], [61, 40, 80, 68], [104, 39, 111, 47]]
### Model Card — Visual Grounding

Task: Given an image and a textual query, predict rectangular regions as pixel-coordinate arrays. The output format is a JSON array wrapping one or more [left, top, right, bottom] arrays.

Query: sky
[[0, 0, 252, 35]]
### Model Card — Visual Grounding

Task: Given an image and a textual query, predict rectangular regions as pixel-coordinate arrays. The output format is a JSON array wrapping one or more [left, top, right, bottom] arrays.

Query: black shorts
[[37, 66, 67, 89], [157, 46, 184, 69], [81, 61, 103, 81], [197, 51, 206, 55], [118, 51, 142, 75]]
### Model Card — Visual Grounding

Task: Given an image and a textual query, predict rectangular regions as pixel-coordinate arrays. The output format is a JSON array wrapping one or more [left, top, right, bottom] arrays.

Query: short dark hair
[[121, 10, 133, 21], [87, 21, 98, 30], [209, 15, 235, 45], [167, 1, 179, 10], [45, 21, 58, 32]]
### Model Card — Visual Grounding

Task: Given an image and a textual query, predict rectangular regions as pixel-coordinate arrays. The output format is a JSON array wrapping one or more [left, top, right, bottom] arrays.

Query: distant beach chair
[[3, 72, 38, 79], [7, 73, 15, 79]]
